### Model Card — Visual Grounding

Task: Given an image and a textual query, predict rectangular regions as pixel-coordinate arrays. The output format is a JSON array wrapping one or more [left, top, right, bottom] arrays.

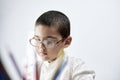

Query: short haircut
[[35, 10, 70, 39]]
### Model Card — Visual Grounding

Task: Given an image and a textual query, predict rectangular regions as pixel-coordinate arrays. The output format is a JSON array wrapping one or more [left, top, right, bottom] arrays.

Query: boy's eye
[[47, 41, 53, 45], [37, 39, 41, 41], [43, 40, 55, 46], [45, 40, 54, 44]]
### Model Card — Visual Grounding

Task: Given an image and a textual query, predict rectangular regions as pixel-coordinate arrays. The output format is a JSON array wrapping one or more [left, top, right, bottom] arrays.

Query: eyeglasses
[[29, 37, 64, 48]]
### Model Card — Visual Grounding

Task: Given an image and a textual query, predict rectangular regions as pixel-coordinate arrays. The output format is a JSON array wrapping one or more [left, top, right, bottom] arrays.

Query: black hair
[[35, 10, 70, 39]]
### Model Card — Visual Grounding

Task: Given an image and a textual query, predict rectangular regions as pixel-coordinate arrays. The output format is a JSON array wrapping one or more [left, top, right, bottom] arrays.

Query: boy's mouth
[[39, 52, 47, 56]]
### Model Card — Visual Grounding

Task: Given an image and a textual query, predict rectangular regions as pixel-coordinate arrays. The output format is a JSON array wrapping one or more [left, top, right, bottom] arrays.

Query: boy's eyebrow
[[34, 35, 57, 39], [45, 36, 58, 39], [34, 35, 39, 38]]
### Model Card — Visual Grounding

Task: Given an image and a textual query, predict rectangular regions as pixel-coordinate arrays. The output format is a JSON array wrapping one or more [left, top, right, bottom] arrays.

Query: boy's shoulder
[[65, 53, 95, 79], [65, 53, 95, 73], [65, 53, 84, 65], [67, 54, 85, 68]]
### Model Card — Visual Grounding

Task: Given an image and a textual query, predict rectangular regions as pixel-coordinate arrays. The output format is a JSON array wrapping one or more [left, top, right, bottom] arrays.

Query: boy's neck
[[48, 50, 64, 63]]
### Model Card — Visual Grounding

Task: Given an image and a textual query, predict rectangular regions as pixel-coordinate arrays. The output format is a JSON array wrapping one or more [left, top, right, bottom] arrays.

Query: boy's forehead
[[34, 25, 62, 39], [35, 25, 58, 32]]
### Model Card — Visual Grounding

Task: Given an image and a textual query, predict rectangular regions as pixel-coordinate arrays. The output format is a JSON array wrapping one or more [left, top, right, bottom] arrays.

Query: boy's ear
[[64, 36, 72, 48]]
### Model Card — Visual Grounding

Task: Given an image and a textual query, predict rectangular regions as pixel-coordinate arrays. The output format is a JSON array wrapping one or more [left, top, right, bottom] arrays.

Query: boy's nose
[[38, 42, 45, 50]]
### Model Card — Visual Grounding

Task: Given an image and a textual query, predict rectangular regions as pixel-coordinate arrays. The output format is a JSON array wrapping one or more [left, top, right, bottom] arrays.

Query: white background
[[0, 0, 120, 80]]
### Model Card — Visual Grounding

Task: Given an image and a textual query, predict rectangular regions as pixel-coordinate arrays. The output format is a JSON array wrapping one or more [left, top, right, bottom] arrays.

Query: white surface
[[0, 0, 120, 80]]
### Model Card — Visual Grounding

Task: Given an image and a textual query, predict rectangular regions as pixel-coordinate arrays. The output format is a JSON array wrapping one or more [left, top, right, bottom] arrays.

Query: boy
[[25, 10, 95, 80]]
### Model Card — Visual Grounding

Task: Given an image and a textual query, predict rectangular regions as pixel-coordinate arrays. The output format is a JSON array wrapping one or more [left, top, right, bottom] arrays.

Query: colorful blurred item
[[0, 60, 10, 80]]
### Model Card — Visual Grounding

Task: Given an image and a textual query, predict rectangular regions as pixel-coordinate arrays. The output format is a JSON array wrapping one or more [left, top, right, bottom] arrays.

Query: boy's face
[[34, 25, 66, 62]]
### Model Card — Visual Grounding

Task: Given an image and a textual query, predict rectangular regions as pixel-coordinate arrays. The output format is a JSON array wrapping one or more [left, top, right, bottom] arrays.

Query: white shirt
[[25, 51, 95, 80]]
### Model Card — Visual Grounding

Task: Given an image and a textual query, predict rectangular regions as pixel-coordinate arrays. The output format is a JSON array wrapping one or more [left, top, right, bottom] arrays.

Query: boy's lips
[[39, 52, 47, 55]]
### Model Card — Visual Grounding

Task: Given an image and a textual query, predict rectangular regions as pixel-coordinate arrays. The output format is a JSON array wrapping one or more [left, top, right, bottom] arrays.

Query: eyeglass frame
[[29, 37, 65, 48]]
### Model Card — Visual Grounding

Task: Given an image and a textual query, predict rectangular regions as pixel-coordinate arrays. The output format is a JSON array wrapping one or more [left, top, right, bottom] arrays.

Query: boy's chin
[[40, 56, 48, 61]]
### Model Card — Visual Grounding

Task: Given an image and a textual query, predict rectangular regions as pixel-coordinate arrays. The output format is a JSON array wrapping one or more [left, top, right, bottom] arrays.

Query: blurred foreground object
[[0, 60, 10, 80]]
